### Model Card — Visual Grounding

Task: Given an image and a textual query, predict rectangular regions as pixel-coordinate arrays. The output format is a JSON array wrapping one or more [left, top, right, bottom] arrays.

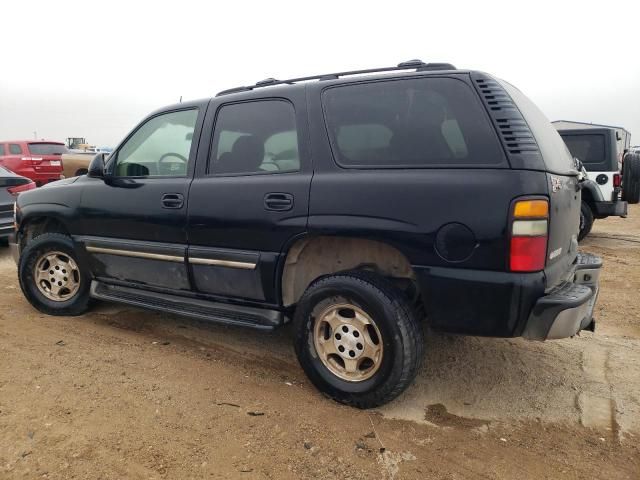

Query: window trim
[[206, 98, 301, 177], [320, 75, 507, 170], [107, 107, 200, 180]]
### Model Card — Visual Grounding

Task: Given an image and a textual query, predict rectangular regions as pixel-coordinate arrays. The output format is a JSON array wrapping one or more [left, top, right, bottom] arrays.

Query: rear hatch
[[497, 80, 580, 288], [26, 142, 67, 174]]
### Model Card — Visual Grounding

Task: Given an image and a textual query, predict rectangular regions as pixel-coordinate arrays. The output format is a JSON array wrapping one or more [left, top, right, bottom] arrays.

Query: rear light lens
[[613, 173, 622, 188], [509, 199, 549, 272], [7, 181, 36, 196]]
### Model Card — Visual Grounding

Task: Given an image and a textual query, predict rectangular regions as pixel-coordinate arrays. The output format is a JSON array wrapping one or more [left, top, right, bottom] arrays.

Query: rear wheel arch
[[280, 235, 418, 307]]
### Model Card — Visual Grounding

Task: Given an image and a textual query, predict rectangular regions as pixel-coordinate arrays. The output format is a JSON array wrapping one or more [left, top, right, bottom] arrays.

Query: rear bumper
[[521, 253, 601, 340], [17, 168, 61, 186], [593, 200, 627, 218], [414, 252, 602, 339]]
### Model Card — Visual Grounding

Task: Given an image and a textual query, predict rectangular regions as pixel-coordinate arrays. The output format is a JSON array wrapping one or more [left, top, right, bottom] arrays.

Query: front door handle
[[264, 192, 293, 211], [161, 193, 184, 209]]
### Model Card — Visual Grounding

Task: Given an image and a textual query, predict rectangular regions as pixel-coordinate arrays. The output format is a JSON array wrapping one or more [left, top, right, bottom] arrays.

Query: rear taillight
[[20, 156, 42, 165], [613, 173, 622, 188], [509, 199, 549, 272], [7, 181, 36, 196]]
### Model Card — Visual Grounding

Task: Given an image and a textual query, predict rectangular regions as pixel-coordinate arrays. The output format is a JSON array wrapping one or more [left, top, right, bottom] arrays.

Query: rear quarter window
[[9, 144, 22, 155], [322, 77, 505, 168]]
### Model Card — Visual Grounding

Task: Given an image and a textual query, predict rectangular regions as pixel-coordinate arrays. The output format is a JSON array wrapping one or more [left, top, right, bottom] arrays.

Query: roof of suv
[[215, 59, 462, 97]]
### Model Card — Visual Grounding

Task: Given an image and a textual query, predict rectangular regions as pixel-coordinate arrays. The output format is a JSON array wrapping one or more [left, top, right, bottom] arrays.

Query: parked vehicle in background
[[553, 121, 632, 163], [61, 152, 94, 178], [0, 140, 65, 186], [12, 60, 602, 408], [556, 126, 637, 240], [0, 166, 35, 243]]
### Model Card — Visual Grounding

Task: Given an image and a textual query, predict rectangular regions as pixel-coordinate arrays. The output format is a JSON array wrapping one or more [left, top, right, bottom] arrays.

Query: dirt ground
[[2, 209, 640, 480]]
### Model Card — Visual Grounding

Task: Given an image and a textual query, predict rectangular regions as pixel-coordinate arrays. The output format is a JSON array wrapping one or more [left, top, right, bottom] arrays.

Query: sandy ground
[[1, 208, 640, 479]]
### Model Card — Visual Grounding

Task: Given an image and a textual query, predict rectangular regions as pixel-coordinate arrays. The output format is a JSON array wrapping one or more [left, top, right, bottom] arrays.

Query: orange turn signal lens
[[513, 200, 548, 218]]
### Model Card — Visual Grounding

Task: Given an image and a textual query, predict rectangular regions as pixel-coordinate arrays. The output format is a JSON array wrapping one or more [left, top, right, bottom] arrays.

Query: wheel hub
[[313, 302, 383, 382], [33, 251, 81, 302], [333, 323, 365, 360]]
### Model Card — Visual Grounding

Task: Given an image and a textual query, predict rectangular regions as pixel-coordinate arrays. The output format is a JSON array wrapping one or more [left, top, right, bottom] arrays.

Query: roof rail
[[216, 59, 456, 96]]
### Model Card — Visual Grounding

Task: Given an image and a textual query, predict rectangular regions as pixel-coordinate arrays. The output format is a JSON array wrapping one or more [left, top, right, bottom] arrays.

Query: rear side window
[[9, 144, 22, 155], [322, 77, 504, 168], [210, 100, 299, 175], [560, 134, 606, 169], [28, 143, 68, 155], [0, 145, 4, 156]]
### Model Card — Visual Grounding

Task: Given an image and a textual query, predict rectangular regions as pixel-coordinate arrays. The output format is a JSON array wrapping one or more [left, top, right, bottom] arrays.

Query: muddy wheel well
[[281, 236, 417, 307], [20, 217, 69, 249]]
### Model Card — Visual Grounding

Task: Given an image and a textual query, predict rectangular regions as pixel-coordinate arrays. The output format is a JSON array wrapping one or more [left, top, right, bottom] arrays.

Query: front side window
[[322, 77, 504, 168], [9, 144, 22, 155], [114, 109, 198, 177], [210, 100, 299, 175]]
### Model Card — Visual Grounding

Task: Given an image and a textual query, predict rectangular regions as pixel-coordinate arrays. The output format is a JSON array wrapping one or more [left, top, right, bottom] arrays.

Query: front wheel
[[293, 271, 424, 408], [18, 233, 91, 316]]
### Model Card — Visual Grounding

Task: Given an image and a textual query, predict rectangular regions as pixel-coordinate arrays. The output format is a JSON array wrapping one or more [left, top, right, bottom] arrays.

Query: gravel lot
[[1, 208, 640, 479]]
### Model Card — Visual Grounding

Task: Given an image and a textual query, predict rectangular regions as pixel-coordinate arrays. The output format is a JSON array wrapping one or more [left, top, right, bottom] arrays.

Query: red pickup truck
[[0, 140, 65, 186]]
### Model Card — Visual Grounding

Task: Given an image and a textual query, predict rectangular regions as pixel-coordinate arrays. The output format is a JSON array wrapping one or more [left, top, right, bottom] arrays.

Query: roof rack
[[216, 59, 456, 96]]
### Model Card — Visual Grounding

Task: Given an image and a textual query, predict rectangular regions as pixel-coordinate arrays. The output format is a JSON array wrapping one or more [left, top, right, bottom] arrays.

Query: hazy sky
[[1, 0, 638, 147]]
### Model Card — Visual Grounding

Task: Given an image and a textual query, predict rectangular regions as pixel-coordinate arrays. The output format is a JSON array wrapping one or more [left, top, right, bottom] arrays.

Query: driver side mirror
[[88, 153, 107, 178]]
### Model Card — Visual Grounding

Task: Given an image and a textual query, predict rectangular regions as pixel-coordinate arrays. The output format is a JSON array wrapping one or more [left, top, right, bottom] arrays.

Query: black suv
[[12, 60, 602, 408]]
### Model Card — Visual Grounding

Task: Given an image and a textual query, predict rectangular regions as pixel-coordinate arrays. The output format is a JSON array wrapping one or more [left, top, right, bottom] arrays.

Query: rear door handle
[[161, 193, 184, 209], [264, 192, 293, 211]]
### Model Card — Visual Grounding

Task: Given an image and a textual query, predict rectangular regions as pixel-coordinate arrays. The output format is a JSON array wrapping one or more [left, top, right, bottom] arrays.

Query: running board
[[90, 281, 283, 330]]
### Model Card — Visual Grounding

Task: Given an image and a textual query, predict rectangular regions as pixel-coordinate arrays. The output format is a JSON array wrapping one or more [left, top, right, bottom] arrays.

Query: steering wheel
[[159, 152, 187, 163]]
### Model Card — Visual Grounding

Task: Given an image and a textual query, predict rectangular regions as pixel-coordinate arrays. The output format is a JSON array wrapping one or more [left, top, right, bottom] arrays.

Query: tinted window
[[0, 145, 4, 156], [322, 78, 503, 168], [114, 109, 198, 177], [561, 134, 606, 168], [28, 143, 68, 155], [9, 144, 22, 155], [210, 100, 299, 175]]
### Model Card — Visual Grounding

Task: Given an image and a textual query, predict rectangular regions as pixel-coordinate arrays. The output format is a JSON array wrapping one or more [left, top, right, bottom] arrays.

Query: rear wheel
[[579, 201, 594, 242], [293, 270, 424, 408], [18, 233, 91, 316], [622, 153, 640, 204]]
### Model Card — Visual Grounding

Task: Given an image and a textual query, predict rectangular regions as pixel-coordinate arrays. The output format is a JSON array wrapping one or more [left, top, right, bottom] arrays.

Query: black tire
[[579, 201, 594, 242], [18, 233, 91, 316], [293, 270, 424, 408], [622, 153, 640, 204]]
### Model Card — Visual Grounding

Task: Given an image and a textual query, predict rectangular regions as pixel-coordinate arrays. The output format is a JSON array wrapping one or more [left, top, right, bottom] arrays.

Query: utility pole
[[33, 131, 37, 139]]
